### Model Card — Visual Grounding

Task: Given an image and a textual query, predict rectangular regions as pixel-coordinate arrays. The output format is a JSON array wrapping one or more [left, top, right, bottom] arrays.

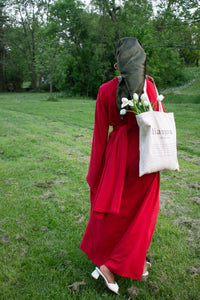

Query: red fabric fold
[[93, 124, 130, 218]]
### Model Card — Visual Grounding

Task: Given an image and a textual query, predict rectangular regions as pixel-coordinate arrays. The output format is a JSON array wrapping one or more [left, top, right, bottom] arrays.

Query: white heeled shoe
[[142, 261, 151, 278], [91, 267, 119, 295]]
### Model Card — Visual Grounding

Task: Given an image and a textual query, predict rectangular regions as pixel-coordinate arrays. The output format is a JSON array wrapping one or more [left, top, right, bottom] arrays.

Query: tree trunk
[[31, 65, 37, 90], [50, 71, 52, 97], [31, 28, 37, 90]]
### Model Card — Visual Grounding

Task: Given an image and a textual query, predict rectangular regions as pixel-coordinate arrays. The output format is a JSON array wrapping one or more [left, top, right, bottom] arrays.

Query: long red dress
[[80, 77, 161, 280]]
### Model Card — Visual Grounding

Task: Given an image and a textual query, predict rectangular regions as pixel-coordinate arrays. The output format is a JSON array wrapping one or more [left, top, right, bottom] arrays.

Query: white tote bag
[[136, 81, 179, 177]]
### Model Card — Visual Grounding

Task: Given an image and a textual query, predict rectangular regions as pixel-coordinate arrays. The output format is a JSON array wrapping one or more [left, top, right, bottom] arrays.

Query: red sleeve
[[86, 86, 109, 191], [146, 79, 165, 112]]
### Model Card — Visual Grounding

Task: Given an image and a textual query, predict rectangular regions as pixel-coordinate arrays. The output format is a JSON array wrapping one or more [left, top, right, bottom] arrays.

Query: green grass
[[0, 82, 199, 299]]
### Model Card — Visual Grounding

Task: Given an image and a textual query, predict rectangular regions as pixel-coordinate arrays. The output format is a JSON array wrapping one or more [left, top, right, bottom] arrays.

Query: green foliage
[[120, 0, 153, 40], [2, 0, 200, 95], [147, 47, 185, 87]]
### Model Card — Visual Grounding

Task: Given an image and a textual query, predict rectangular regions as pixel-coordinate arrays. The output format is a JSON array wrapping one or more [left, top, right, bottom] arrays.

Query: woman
[[80, 37, 162, 295]]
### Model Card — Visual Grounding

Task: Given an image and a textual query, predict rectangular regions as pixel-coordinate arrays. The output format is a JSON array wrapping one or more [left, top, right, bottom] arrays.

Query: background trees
[[0, 1, 7, 91], [1, 0, 199, 95]]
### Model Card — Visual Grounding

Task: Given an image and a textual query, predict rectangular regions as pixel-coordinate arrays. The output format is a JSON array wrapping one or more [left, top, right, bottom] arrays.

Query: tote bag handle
[[143, 79, 164, 112]]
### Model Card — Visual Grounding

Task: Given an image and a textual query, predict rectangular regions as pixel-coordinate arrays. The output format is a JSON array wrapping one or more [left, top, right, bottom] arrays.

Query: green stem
[[133, 99, 140, 114]]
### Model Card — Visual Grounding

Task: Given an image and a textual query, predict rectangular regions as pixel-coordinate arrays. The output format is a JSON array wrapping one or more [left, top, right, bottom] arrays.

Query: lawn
[[0, 89, 199, 299]]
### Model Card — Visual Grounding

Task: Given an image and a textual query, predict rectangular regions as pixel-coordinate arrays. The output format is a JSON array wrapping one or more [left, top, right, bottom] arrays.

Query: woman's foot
[[143, 261, 150, 274], [91, 266, 119, 294], [100, 265, 115, 284], [142, 261, 151, 278]]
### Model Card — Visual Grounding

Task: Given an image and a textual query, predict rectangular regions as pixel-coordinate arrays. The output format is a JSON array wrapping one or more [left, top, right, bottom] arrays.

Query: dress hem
[[80, 246, 143, 280]]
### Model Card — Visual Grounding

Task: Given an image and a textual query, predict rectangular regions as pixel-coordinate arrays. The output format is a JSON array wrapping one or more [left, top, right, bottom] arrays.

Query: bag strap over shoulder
[[143, 80, 153, 111], [143, 79, 164, 112], [152, 81, 164, 112]]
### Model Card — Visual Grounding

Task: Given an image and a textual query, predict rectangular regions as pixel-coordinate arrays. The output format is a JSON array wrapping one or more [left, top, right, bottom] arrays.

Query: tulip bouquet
[[120, 92, 164, 116]]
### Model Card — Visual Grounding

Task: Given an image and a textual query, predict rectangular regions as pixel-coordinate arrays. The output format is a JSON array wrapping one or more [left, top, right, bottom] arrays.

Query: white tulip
[[121, 97, 129, 108], [140, 94, 148, 102], [121, 97, 134, 108], [143, 100, 149, 107], [133, 93, 139, 102], [120, 109, 127, 115], [128, 100, 134, 106], [157, 94, 164, 101]]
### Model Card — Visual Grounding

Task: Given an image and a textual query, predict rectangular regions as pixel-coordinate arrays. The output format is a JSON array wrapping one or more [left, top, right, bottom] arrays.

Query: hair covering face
[[114, 37, 146, 112]]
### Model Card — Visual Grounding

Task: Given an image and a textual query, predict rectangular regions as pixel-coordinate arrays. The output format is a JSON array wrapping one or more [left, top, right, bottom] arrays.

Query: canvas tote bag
[[136, 80, 179, 177]]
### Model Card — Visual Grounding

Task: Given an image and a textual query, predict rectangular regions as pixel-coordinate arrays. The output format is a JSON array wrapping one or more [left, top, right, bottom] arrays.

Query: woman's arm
[[86, 86, 109, 191]]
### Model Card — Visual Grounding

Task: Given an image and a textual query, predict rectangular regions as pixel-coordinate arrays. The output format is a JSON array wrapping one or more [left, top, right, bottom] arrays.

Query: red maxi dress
[[80, 77, 161, 280]]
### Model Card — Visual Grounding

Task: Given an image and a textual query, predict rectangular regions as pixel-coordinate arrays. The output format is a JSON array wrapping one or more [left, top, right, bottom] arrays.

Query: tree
[[5, 0, 55, 90], [145, 0, 193, 86], [91, 0, 121, 40], [35, 25, 67, 96], [120, 0, 153, 40], [48, 0, 111, 96], [5, 25, 28, 90], [88, 0, 124, 88], [0, 1, 7, 91]]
